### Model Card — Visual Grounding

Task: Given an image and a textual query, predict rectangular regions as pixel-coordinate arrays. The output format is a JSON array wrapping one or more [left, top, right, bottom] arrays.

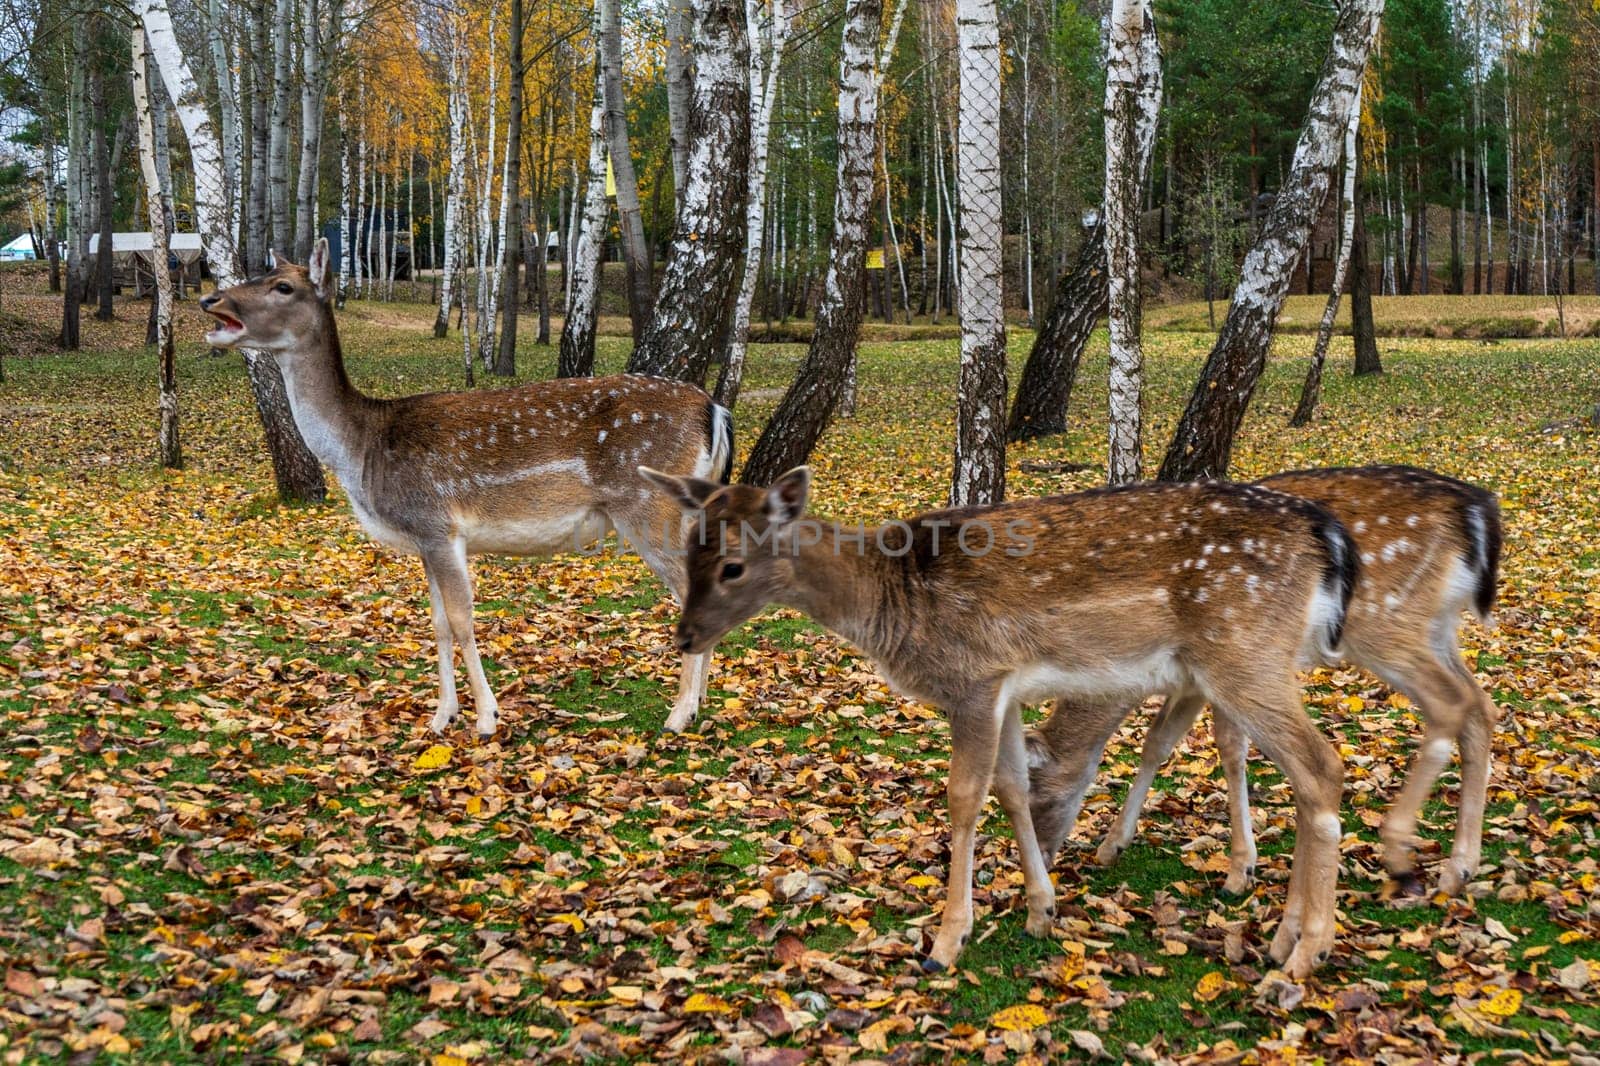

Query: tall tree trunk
[[206, 0, 241, 246], [135, 27, 181, 469], [59, 17, 86, 350], [42, 117, 60, 293], [435, 23, 466, 338], [246, 0, 271, 271], [1291, 100, 1364, 427], [600, 0, 654, 343], [496, 0, 525, 376], [558, 36, 609, 378], [740, 0, 880, 485], [664, 0, 692, 207], [627, 0, 751, 383], [141, 0, 327, 504], [92, 60, 115, 321], [1351, 193, 1381, 376], [716, 0, 791, 408], [294, 0, 341, 261], [1157, 0, 1383, 484], [1103, 0, 1149, 486], [1005, 12, 1160, 443], [948, 0, 1007, 506], [267, 0, 292, 253]]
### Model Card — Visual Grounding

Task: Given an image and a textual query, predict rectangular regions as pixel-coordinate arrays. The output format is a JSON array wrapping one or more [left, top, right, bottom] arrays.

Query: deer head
[[200, 238, 336, 354], [640, 465, 812, 656]]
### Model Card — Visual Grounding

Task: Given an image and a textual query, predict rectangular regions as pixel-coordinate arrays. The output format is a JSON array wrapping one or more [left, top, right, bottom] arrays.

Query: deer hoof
[[918, 956, 946, 975], [1094, 841, 1125, 867], [1391, 870, 1427, 898]]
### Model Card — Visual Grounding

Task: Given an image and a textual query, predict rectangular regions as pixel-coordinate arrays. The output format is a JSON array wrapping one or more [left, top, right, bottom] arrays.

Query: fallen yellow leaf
[[990, 1003, 1049, 1031], [412, 745, 453, 771], [1480, 988, 1521, 1018], [1194, 971, 1229, 1002], [682, 993, 735, 1014]]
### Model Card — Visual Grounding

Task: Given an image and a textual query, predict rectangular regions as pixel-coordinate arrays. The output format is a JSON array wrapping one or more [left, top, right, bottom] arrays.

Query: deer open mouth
[[204, 309, 246, 347]]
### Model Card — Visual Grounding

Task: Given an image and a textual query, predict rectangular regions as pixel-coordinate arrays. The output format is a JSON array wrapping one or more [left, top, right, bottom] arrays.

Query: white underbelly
[[458, 508, 610, 557], [1003, 652, 1183, 705]]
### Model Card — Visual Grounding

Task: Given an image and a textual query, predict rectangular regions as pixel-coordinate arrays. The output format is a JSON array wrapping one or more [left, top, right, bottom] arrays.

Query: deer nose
[[673, 624, 695, 653], [199, 293, 220, 311]]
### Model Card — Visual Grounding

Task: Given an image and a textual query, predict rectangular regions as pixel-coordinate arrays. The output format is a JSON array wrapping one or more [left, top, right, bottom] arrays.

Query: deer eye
[[274, 282, 294, 295], [719, 562, 745, 583]]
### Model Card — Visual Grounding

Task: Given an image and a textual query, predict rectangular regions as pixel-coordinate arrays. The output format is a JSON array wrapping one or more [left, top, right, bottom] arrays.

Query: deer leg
[[1214, 711, 1258, 895], [1097, 691, 1205, 866], [924, 686, 1004, 973], [425, 540, 500, 738], [992, 700, 1058, 938], [1375, 659, 1469, 895], [1441, 684, 1497, 896], [423, 560, 460, 734], [615, 508, 710, 733], [1027, 699, 1127, 862], [1208, 680, 1343, 980]]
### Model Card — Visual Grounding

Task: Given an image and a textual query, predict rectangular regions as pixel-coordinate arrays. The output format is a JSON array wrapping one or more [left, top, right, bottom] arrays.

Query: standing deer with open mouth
[[200, 239, 732, 736], [642, 466, 1357, 978]]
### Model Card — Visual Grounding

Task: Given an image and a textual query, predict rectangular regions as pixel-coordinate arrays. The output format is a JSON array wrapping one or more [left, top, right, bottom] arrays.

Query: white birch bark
[[626, 0, 750, 382], [665, 0, 692, 205], [474, 7, 500, 372], [266, 0, 292, 251], [1103, 0, 1148, 486], [205, 0, 242, 246], [339, 118, 351, 300], [141, 0, 327, 502], [557, 46, 609, 378], [949, 0, 1006, 506], [435, 22, 466, 336], [715, 0, 790, 406], [135, 26, 181, 469], [294, 0, 343, 260]]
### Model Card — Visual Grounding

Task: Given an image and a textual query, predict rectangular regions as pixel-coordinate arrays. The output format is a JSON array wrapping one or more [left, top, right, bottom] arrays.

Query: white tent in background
[[1, 233, 37, 260], [86, 233, 206, 295]]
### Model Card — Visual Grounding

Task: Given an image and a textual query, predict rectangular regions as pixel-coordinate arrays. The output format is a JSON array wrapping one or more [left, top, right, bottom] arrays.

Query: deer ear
[[764, 466, 811, 525], [308, 238, 332, 299], [639, 467, 723, 512]]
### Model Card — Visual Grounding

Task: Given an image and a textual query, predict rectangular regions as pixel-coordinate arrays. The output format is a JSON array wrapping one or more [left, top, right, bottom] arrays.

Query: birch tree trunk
[[267, 0, 292, 252], [91, 60, 115, 322], [948, 0, 1007, 506], [1291, 85, 1365, 427], [134, 27, 181, 470], [474, 14, 500, 374], [142, 0, 327, 504], [1103, 0, 1148, 485], [205, 0, 241, 246], [495, 0, 525, 376], [557, 34, 609, 378], [740, 0, 880, 485], [58, 17, 85, 350], [714, 0, 790, 408], [42, 118, 59, 293], [1157, 0, 1384, 483], [246, 0, 270, 272], [294, 0, 342, 260], [600, 0, 654, 342], [626, 0, 750, 383], [1006, 11, 1161, 443], [665, 0, 692, 207], [434, 20, 467, 338]]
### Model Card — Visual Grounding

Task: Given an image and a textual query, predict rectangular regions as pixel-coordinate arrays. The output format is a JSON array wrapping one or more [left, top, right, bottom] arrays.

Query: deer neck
[[781, 521, 912, 665], [272, 306, 375, 485]]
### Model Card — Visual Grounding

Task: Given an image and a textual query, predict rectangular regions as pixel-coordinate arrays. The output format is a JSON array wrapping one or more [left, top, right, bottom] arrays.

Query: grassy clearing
[[1, 293, 1598, 1062]]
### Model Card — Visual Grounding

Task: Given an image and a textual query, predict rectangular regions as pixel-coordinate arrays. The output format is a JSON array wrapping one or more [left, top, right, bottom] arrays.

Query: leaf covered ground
[[2, 294, 1599, 1064]]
